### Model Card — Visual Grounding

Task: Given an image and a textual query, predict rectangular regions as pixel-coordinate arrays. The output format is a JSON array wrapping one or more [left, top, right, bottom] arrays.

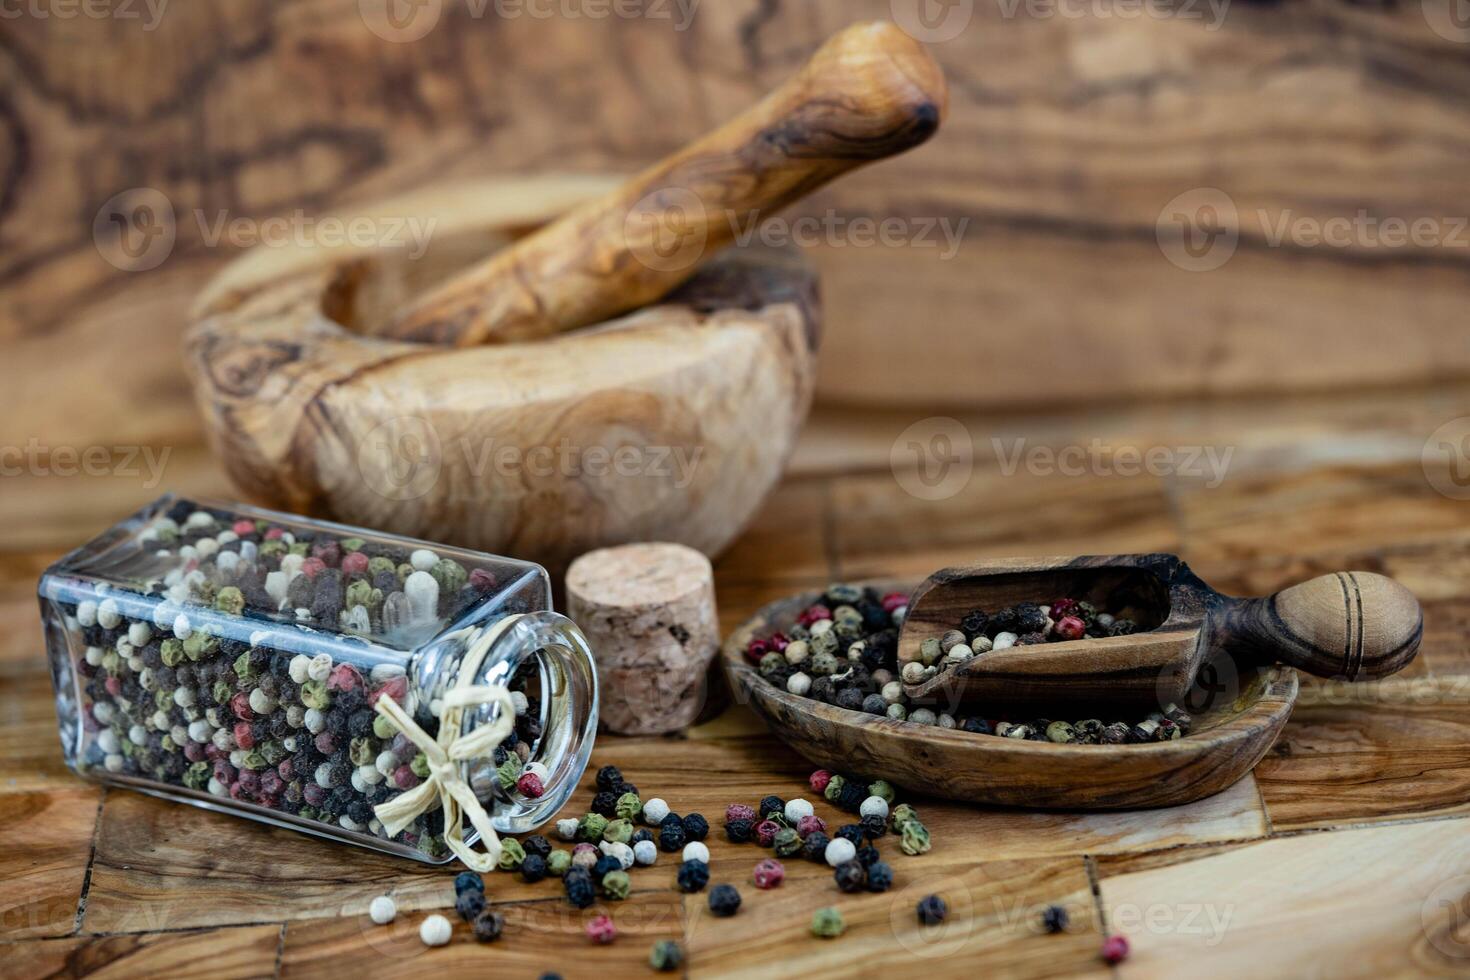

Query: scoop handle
[[382, 20, 946, 346], [1216, 571, 1422, 680]]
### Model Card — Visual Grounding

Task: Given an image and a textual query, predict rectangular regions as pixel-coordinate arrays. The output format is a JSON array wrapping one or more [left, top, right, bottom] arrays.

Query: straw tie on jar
[[371, 615, 524, 871]]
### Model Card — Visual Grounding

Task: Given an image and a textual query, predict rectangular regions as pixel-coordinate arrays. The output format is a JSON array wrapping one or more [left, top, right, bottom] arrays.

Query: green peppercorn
[[603, 819, 634, 844], [601, 869, 631, 900], [1046, 721, 1078, 744], [900, 820, 932, 856], [650, 939, 683, 972], [495, 757, 519, 791], [548, 850, 571, 876], [300, 679, 330, 710], [774, 827, 802, 857], [615, 791, 642, 822], [498, 837, 526, 871], [868, 780, 896, 805], [579, 812, 609, 843], [811, 906, 845, 938], [161, 639, 185, 668], [215, 587, 246, 615], [373, 714, 397, 739], [824, 774, 846, 803], [410, 752, 431, 778], [891, 803, 920, 829]]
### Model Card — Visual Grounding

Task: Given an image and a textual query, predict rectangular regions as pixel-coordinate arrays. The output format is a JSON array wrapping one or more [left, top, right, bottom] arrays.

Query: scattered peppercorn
[[682, 813, 709, 841], [809, 770, 833, 793], [1101, 934, 1130, 964], [1041, 904, 1069, 934], [564, 869, 595, 908], [811, 907, 845, 938], [595, 765, 623, 791], [866, 861, 893, 892], [708, 884, 741, 917], [755, 819, 782, 848], [649, 939, 683, 972], [834, 860, 867, 893], [917, 894, 948, 925], [456, 889, 487, 921], [592, 790, 619, 818], [802, 832, 831, 862], [455, 871, 484, 895], [586, 914, 617, 944], [677, 859, 710, 893], [759, 795, 785, 820], [601, 869, 631, 900], [659, 822, 687, 852], [521, 854, 548, 883], [725, 803, 757, 824], [726, 818, 754, 843], [472, 909, 505, 942], [753, 858, 785, 889], [522, 835, 552, 858], [860, 814, 887, 839]]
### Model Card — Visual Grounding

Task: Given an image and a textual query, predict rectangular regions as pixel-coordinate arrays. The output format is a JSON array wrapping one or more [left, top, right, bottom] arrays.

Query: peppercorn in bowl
[[721, 584, 1297, 810]]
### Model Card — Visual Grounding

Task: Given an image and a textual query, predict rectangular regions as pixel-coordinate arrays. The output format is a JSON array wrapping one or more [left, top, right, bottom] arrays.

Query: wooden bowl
[[184, 176, 819, 572], [721, 586, 1299, 809]]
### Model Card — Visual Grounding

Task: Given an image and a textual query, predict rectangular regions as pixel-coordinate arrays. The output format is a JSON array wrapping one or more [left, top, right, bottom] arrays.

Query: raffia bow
[[371, 614, 524, 872]]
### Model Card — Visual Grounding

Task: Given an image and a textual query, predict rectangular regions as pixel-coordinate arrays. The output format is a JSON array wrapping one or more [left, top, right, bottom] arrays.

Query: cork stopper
[[566, 543, 719, 735]]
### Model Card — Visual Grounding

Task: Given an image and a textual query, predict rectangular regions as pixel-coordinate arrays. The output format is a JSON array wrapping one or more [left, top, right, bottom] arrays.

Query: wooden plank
[[1095, 819, 1470, 977], [279, 892, 683, 979], [0, 671, 89, 791], [2, 924, 281, 980], [0, 787, 101, 940], [1255, 677, 1470, 831]]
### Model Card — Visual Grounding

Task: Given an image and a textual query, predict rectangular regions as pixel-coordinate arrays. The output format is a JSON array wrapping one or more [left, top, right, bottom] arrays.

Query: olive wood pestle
[[382, 21, 947, 346]]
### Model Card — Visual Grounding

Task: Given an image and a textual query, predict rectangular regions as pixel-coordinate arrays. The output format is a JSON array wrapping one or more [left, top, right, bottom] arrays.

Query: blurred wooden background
[[4, 0, 1470, 547]]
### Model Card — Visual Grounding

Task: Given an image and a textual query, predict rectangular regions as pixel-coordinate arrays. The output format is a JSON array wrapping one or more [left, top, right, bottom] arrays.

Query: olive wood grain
[[898, 554, 1422, 713], [383, 21, 946, 347], [722, 585, 1298, 810], [185, 176, 820, 572]]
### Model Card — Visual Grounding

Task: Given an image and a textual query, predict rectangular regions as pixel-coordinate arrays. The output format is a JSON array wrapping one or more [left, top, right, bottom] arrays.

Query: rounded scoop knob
[[1220, 571, 1422, 680]]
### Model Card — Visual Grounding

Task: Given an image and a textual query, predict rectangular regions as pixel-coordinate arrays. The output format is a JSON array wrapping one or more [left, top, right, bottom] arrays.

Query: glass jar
[[38, 494, 598, 864]]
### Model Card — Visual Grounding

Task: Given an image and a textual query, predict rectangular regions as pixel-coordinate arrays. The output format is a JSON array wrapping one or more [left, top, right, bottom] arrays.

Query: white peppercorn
[[556, 818, 580, 841], [886, 703, 908, 721], [909, 708, 937, 725], [859, 796, 890, 821], [634, 839, 657, 865], [824, 838, 857, 867], [369, 895, 397, 924], [784, 798, 815, 824], [682, 841, 710, 864], [992, 631, 1018, 651], [643, 798, 671, 825], [783, 639, 809, 666], [419, 913, 452, 946], [787, 672, 812, 696]]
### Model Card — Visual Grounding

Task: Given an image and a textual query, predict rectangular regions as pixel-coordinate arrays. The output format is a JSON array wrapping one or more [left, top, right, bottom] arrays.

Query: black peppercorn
[[472, 909, 505, 942], [659, 822, 687, 852], [595, 765, 623, 791], [866, 861, 893, 892], [802, 832, 830, 862], [631, 828, 654, 845], [855, 845, 881, 867], [456, 888, 487, 921], [677, 858, 710, 892], [861, 814, 887, 839], [917, 894, 948, 925], [758, 795, 785, 820], [836, 781, 866, 813], [522, 835, 552, 858], [834, 860, 866, 893], [521, 854, 548, 883], [593, 855, 621, 880], [708, 884, 741, 917], [616, 781, 638, 797], [725, 819, 753, 844], [960, 609, 989, 639], [682, 813, 709, 842], [961, 717, 992, 735], [835, 824, 865, 846], [835, 688, 865, 712], [592, 790, 619, 818], [564, 868, 595, 908], [1041, 904, 1069, 934], [1014, 602, 1047, 634], [660, 812, 684, 830]]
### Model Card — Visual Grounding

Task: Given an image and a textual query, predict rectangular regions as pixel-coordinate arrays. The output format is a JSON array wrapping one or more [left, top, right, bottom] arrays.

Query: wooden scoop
[[381, 20, 947, 346], [898, 554, 1423, 712]]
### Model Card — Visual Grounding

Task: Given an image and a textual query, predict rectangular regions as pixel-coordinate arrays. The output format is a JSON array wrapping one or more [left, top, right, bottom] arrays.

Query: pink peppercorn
[[340, 551, 370, 577], [768, 632, 789, 652], [328, 664, 363, 693], [516, 772, 545, 798], [797, 815, 826, 839], [204, 743, 225, 762], [881, 591, 908, 613], [1101, 935, 1129, 964], [809, 769, 833, 793], [314, 732, 338, 755], [237, 770, 261, 796], [230, 692, 255, 721], [469, 568, 498, 593], [753, 858, 785, 889], [726, 804, 757, 824], [213, 760, 236, 784], [393, 765, 420, 790], [300, 557, 327, 580], [264, 527, 285, 540], [183, 741, 207, 763], [311, 541, 341, 567], [232, 520, 256, 536], [370, 675, 409, 707], [755, 819, 782, 847], [1051, 598, 1080, 619], [798, 604, 831, 627], [233, 722, 256, 750], [586, 914, 617, 944], [1055, 616, 1086, 642], [104, 676, 122, 697], [260, 771, 285, 797], [228, 780, 249, 801], [303, 782, 327, 807], [276, 758, 294, 781], [745, 638, 770, 663]]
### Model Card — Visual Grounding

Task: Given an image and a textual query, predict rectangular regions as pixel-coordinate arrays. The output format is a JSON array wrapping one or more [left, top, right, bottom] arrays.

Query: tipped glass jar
[[38, 495, 598, 864]]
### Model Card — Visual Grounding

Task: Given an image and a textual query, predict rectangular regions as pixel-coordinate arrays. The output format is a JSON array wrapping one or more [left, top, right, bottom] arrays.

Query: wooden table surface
[[3, 387, 1470, 978]]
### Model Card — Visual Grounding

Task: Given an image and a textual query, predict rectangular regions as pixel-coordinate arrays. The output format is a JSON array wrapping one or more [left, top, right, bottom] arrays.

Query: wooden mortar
[[184, 23, 946, 570]]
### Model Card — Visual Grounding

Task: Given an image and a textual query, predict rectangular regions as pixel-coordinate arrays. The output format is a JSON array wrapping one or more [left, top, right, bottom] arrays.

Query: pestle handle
[[382, 21, 946, 346], [1216, 572, 1422, 680]]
